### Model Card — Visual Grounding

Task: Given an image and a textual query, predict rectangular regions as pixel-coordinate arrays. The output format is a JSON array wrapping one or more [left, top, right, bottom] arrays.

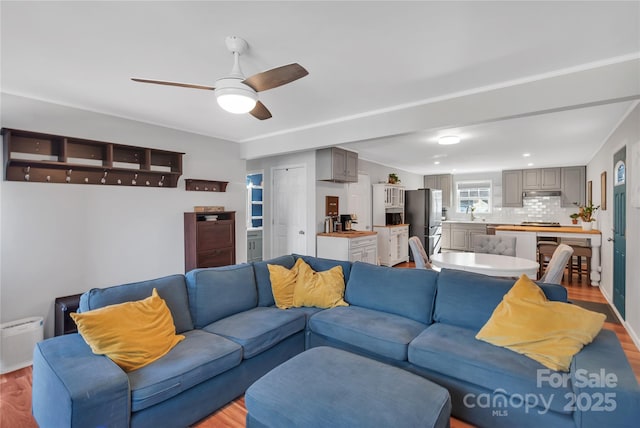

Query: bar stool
[[561, 239, 592, 284], [537, 241, 560, 279]]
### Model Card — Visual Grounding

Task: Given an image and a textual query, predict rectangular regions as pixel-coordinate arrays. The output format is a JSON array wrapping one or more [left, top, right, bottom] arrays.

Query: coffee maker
[[340, 214, 355, 231]]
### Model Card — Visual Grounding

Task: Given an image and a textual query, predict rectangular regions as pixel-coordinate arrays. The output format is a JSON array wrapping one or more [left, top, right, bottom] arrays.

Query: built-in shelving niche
[[2, 128, 184, 188]]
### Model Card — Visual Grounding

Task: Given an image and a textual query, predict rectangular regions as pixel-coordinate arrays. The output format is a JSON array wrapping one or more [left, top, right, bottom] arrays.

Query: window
[[246, 172, 263, 228], [456, 181, 492, 214]]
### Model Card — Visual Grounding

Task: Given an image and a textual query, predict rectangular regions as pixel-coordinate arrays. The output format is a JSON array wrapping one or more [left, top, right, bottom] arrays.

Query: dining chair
[[408, 236, 432, 269], [539, 243, 574, 284], [472, 235, 517, 256]]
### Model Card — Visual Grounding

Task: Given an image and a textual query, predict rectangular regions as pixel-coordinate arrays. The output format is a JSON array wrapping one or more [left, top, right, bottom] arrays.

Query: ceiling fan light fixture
[[438, 135, 461, 145], [216, 88, 257, 114]]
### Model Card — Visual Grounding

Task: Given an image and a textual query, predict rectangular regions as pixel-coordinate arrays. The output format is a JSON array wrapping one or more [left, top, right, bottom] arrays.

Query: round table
[[430, 252, 539, 278]]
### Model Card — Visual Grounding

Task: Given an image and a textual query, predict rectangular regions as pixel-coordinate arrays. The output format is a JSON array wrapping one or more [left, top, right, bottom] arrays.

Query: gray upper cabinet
[[317, 147, 358, 182], [424, 174, 453, 208], [561, 166, 586, 207], [502, 169, 523, 207], [522, 168, 561, 190]]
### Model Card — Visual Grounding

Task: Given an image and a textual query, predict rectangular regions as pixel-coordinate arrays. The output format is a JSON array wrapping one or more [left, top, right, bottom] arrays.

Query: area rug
[[571, 300, 621, 324]]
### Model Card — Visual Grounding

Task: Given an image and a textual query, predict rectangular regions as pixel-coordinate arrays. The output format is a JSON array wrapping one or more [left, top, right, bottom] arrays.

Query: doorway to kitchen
[[613, 148, 626, 319]]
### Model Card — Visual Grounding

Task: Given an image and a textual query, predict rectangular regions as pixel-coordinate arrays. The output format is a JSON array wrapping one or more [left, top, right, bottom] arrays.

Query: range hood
[[522, 190, 562, 198]]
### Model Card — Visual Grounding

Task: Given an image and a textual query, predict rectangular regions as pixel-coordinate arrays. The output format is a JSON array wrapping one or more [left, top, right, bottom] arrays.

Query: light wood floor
[[2, 268, 637, 428]]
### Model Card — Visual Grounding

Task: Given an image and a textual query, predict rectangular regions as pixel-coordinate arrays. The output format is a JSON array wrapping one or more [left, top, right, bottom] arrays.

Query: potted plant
[[388, 173, 400, 184], [573, 202, 600, 230], [569, 213, 580, 224]]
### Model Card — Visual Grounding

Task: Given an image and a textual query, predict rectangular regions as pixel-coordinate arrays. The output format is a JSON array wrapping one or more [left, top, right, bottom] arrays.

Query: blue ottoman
[[245, 346, 451, 428]]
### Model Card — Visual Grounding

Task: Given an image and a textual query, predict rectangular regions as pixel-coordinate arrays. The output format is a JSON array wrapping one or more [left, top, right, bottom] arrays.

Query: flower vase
[[581, 221, 593, 231]]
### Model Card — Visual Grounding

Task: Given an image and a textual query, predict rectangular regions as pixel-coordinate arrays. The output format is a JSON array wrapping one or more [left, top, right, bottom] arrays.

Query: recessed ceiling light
[[434, 161, 440, 165], [523, 153, 531, 157], [527, 162, 534, 166], [438, 135, 461, 145]]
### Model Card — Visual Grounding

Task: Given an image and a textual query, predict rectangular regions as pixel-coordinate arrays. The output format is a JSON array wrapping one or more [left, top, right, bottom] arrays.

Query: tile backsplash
[[448, 196, 577, 224]]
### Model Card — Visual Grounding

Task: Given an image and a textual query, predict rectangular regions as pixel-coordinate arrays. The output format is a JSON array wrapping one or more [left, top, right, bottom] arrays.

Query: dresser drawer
[[197, 248, 234, 268], [197, 220, 234, 250]]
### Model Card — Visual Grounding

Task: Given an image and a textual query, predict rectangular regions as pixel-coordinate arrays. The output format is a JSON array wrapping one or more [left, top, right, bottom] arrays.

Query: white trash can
[[0, 316, 44, 374]]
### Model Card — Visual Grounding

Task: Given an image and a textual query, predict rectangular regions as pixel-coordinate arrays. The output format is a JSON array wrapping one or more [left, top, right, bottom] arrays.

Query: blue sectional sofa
[[32, 254, 639, 428]]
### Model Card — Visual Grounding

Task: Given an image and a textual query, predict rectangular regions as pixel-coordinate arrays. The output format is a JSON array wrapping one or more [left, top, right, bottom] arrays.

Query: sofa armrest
[[33, 334, 130, 428], [570, 329, 640, 428]]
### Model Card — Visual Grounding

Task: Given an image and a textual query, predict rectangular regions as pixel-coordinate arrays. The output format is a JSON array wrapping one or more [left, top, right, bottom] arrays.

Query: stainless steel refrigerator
[[405, 188, 443, 259]]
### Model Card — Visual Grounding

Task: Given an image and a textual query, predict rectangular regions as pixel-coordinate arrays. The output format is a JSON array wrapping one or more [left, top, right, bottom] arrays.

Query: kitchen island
[[317, 231, 378, 264], [495, 225, 602, 286]]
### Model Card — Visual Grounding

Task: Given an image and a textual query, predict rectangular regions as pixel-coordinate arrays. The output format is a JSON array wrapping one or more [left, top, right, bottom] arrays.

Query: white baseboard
[[600, 287, 640, 351]]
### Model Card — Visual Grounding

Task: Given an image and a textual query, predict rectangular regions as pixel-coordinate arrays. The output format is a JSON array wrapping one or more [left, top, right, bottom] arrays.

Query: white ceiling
[[2, 1, 639, 174]]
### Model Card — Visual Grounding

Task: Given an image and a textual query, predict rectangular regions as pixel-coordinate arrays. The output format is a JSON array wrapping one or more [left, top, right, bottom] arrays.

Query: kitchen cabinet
[[247, 230, 263, 262], [522, 168, 561, 190], [502, 169, 523, 207], [561, 166, 586, 207], [424, 174, 453, 208], [441, 222, 487, 252], [372, 183, 405, 226], [184, 212, 236, 272], [316, 233, 378, 264], [374, 225, 409, 266], [316, 147, 358, 182]]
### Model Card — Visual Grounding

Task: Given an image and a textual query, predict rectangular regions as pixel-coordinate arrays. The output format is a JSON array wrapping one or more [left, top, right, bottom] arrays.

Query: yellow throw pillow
[[268, 258, 306, 309], [292, 260, 349, 309], [71, 288, 185, 372], [476, 275, 605, 371]]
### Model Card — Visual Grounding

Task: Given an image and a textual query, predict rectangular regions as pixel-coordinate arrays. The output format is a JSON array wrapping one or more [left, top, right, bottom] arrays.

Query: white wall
[[586, 102, 640, 347], [0, 94, 246, 337], [246, 150, 317, 260]]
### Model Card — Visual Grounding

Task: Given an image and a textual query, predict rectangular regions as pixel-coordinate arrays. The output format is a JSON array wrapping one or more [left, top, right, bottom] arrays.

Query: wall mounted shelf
[[185, 179, 228, 192], [2, 128, 183, 187]]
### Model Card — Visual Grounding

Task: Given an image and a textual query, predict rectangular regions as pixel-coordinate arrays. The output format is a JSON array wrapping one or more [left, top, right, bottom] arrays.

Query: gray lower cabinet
[[442, 222, 487, 252], [247, 230, 263, 262]]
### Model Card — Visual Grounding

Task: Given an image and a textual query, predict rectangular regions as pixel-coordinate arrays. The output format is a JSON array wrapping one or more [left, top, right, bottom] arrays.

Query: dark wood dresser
[[184, 211, 236, 272]]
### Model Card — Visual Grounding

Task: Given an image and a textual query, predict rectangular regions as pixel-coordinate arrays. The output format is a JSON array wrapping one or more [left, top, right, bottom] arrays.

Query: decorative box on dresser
[[184, 211, 236, 272]]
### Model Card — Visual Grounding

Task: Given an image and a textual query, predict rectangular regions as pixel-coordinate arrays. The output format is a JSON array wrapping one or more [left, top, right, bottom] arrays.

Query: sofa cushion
[[434, 268, 568, 330], [293, 261, 348, 309], [293, 254, 352, 282], [203, 307, 306, 359], [254, 255, 296, 307], [476, 275, 605, 371], [309, 306, 427, 361], [345, 262, 437, 324], [267, 258, 305, 309], [185, 264, 258, 328], [79, 274, 193, 333], [408, 323, 571, 414], [71, 289, 185, 372], [127, 329, 242, 412]]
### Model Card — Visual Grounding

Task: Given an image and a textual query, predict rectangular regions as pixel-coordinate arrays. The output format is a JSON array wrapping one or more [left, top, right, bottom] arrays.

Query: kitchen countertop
[[317, 231, 378, 237], [495, 225, 601, 234]]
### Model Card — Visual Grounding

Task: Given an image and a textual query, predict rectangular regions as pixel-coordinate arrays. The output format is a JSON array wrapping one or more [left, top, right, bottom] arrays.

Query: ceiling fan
[[131, 36, 308, 120]]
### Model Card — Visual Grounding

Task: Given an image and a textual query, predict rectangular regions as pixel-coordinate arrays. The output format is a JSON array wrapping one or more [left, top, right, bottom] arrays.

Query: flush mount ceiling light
[[438, 135, 461, 145]]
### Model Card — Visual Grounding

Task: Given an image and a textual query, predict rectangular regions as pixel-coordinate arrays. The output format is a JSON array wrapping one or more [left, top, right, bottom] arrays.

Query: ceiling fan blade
[[249, 101, 272, 120], [243, 63, 308, 92], [131, 78, 215, 91]]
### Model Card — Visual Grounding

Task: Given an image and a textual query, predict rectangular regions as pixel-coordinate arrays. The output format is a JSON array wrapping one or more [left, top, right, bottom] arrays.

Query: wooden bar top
[[317, 231, 377, 238], [495, 225, 601, 234]]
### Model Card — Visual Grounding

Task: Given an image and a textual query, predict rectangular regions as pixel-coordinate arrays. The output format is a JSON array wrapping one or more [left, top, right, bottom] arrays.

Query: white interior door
[[347, 173, 372, 231], [272, 166, 307, 257]]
